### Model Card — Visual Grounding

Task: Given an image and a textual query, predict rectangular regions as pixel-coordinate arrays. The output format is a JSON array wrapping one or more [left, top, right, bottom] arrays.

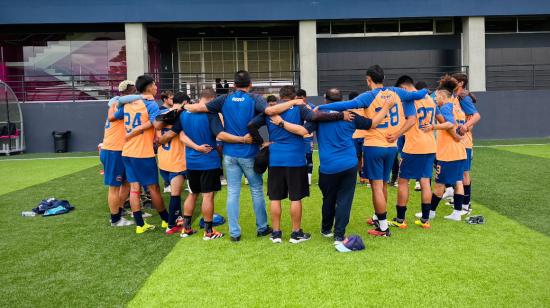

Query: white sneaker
[[442, 187, 454, 200], [333, 240, 343, 245], [320, 230, 334, 238], [415, 211, 436, 219], [163, 185, 171, 193], [131, 212, 152, 218], [220, 177, 227, 186], [111, 217, 134, 227], [444, 211, 463, 221], [414, 181, 421, 191]]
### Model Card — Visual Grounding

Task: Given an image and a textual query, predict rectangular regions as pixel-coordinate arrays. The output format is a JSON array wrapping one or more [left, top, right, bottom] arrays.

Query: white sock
[[463, 203, 470, 210], [379, 219, 388, 231], [373, 214, 379, 221], [429, 210, 436, 218]]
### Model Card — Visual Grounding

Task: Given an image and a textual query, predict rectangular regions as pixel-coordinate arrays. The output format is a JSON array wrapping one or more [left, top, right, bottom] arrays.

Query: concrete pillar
[[462, 17, 486, 92], [125, 23, 149, 81], [299, 20, 318, 96]]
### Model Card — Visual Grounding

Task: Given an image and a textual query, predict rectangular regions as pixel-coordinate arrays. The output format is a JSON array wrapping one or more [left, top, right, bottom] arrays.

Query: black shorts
[[267, 166, 309, 201], [187, 169, 221, 193]]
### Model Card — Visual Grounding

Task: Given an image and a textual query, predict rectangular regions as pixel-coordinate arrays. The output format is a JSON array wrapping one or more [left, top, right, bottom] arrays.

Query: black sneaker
[[257, 226, 273, 237], [230, 235, 241, 242], [289, 229, 311, 244], [320, 229, 334, 238], [270, 230, 282, 244]]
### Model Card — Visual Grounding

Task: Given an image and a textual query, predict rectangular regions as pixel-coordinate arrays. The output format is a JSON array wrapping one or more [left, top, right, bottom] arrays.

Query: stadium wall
[[19, 90, 550, 153]]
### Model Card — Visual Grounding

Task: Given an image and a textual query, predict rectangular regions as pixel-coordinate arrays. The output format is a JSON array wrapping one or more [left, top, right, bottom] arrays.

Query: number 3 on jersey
[[124, 112, 142, 133], [375, 104, 399, 129]]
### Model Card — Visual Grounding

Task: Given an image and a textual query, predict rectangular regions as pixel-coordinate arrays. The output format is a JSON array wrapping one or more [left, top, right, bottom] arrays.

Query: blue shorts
[[399, 153, 435, 180], [100, 149, 126, 186], [122, 156, 159, 187], [353, 138, 364, 157], [435, 160, 466, 185], [363, 146, 398, 181], [463, 148, 473, 172], [159, 169, 170, 185]]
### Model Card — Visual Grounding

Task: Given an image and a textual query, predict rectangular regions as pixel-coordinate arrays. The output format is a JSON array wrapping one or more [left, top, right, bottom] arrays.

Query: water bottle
[[21, 211, 36, 217]]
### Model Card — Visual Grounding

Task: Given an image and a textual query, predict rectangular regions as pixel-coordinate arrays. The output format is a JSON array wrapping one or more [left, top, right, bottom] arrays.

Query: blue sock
[[133, 211, 144, 227], [396, 205, 407, 220], [168, 196, 181, 228], [430, 194, 442, 212], [464, 184, 471, 205]]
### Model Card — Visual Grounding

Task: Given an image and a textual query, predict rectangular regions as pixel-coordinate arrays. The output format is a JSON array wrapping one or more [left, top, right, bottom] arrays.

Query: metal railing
[[318, 66, 468, 93], [148, 71, 300, 99], [486, 64, 550, 90], [2, 74, 127, 102]]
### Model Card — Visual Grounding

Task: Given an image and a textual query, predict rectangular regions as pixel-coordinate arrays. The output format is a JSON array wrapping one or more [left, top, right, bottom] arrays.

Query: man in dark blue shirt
[[305, 88, 393, 244], [184, 70, 295, 241], [248, 86, 348, 244]]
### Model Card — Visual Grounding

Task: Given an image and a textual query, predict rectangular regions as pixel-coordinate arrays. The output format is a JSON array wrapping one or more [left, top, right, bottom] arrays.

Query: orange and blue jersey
[[402, 95, 439, 154], [157, 114, 186, 173], [317, 87, 426, 147], [102, 104, 126, 151], [436, 102, 466, 162], [114, 95, 160, 158]]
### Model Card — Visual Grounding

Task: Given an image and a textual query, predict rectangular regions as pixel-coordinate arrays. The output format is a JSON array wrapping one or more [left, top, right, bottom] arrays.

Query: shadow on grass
[[0, 165, 200, 307], [473, 147, 550, 236]]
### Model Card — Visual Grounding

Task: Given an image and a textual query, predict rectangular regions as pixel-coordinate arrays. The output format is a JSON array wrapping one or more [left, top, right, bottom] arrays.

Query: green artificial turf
[[1, 145, 549, 307]]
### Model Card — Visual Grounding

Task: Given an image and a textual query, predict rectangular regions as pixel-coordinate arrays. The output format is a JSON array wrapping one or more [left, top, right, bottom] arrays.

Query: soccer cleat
[[163, 185, 171, 193], [180, 226, 197, 238], [414, 219, 431, 229], [415, 211, 436, 220], [289, 229, 311, 244], [368, 227, 391, 237], [165, 226, 183, 234], [136, 223, 155, 234], [161, 220, 169, 229], [257, 226, 273, 237], [175, 216, 184, 226], [321, 230, 334, 238], [203, 229, 224, 240], [414, 181, 421, 191], [270, 231, 283, 244], [367, 217, 379, 227], [111, 217, 134, 227], [388, 218, 408, 229], [444, 211, 463, 221]]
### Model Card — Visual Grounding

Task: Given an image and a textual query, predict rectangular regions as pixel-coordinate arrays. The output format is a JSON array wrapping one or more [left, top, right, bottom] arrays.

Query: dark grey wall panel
[[317, 35, 462, 93], [21, 101, 111, 153], [19, 90, 550, 153]]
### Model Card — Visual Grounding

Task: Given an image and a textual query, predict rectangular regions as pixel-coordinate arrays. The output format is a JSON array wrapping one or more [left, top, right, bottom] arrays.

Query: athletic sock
[[118, 207, 123, 215], [453, 194, 465, 211], [133, 211, 144, 227], [205, 221, 213, 233], [464, 184, 471, 207], [372, 213, 379, 221], [183, 215, 192, 228], [421, 203, 431, 220], [430, 194, 442, 212], [376, 212, 388, 231], [396, 205, 407, 220], [158, 209, 169, 223], [111, 212, 122, 224], [168, 196, 181, 228]]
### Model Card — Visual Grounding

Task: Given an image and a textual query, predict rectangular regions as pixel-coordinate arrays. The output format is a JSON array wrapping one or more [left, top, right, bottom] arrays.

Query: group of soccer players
[[99, 65, 480, 245]]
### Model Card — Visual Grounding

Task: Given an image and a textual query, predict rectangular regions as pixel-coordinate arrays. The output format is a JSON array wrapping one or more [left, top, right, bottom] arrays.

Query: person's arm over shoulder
[[117, 94, 142, 104], [145, 100, 160, 123], [353, 112, 373, 130], [460, 95, 478, 115], [208, 112, 225, 137], [205, 94, 227, 113], [247, 113, 267, 144], [301, 106, 345, 122], [170, 117, 183, 134], [391, 87, 428, 102], [317, 91, 374, 111], [111, 105, 125, 121], [251, 93, 268, 114]]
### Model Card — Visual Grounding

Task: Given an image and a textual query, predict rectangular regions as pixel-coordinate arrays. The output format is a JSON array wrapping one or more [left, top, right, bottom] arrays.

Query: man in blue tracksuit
[[305, 88, 393, 244]]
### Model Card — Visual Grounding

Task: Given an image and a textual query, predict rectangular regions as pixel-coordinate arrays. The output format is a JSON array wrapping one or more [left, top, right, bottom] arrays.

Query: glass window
[[435, 18, 454, 33], [365, 20, 399, 33], [317, 21, 331, 34], [486, 17, 517, 33], [518, 16, 550, 32], [400, 19, 433, 32], [331, 21, 364, 34]]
